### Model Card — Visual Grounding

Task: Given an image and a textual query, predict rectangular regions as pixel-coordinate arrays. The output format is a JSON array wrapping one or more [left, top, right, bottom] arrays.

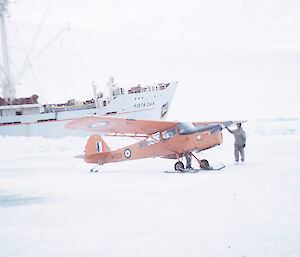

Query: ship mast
[[0, 0, 15, 100]]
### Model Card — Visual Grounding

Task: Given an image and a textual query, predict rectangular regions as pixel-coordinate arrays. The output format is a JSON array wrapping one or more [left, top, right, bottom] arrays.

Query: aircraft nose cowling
[[180, 124, 219, 135]]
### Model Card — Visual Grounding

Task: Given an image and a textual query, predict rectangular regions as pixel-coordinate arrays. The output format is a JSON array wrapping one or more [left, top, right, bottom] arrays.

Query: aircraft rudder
[[85, 135, 111, 155]]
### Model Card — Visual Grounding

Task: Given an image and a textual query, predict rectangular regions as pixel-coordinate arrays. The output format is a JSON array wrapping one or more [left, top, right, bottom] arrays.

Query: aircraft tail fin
[[85, 135, 111, 155]]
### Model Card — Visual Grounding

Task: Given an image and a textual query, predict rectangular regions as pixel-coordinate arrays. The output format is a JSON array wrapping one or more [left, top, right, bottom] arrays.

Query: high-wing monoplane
[[66, 116, 245, 172]]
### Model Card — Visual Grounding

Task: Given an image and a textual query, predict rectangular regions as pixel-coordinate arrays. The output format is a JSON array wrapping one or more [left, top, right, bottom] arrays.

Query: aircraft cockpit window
[[161, 128, 177, 141]]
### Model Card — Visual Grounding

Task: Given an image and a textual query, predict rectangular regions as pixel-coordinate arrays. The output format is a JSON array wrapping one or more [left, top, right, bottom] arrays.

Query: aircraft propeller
[[209, 121, 233, 134]]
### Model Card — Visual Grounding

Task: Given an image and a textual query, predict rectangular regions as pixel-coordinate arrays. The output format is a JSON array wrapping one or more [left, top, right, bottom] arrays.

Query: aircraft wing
[[193, 120, 247, 127], [66, 116, 247, 137], [65, 116, 179, 136]]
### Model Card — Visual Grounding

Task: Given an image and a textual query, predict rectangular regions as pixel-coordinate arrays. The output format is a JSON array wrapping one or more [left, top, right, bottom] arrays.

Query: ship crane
[[0, 0, 68, 102]]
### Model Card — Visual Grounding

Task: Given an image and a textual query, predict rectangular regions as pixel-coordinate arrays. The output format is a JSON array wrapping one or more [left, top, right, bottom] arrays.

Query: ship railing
[[125, 83, 170, 94]]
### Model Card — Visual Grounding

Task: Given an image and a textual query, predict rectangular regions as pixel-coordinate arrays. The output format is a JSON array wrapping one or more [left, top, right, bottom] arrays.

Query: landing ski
[[164, 165, 225, 173]]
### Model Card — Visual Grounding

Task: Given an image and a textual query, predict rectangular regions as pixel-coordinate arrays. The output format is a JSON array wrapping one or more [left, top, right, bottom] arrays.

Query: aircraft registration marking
[[111, 153, 122, 160]]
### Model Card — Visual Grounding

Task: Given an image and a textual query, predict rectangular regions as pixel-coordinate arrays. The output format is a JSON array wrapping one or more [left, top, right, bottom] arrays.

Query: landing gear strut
[[172, 153, 217, 171]]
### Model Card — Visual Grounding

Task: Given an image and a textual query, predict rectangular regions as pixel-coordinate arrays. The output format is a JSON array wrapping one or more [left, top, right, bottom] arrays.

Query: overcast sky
[[1, 0, 300, 121]]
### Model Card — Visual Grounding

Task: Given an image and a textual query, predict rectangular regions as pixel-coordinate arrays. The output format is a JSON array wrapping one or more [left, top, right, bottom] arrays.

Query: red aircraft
[[66, 116, 245, 172]]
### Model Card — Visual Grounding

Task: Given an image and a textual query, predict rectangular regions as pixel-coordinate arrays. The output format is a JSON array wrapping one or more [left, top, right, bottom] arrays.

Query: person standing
[[227, 123, 246, 162]]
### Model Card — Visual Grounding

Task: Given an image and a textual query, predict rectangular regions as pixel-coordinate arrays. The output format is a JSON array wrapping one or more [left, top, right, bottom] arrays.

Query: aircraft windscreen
[[161, 128, 177, 141], [177, 122, 196, 135]]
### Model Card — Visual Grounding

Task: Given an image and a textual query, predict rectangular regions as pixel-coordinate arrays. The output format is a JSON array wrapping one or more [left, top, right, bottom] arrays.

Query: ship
[[0, 1, 177, 137]]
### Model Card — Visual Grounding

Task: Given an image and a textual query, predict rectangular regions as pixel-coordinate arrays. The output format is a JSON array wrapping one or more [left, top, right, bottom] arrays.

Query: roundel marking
[[124, 148, 132, 159], [88, 121, 109, 128]]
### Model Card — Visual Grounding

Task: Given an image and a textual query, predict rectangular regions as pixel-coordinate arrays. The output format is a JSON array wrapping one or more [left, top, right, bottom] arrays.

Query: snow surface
[[1, 120, 300, 257]]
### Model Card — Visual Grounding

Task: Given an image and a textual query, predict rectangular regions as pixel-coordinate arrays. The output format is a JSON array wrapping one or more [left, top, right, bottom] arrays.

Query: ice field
[[0, 119, 300, 257]]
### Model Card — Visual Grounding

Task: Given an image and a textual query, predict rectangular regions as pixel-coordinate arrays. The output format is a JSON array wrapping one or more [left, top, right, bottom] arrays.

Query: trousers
[[234, 144, 245, 162]]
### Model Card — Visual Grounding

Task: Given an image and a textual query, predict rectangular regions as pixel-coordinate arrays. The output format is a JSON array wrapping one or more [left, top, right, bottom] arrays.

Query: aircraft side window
[[161, 128, 177, 141], [146, 132, 161, 144]]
